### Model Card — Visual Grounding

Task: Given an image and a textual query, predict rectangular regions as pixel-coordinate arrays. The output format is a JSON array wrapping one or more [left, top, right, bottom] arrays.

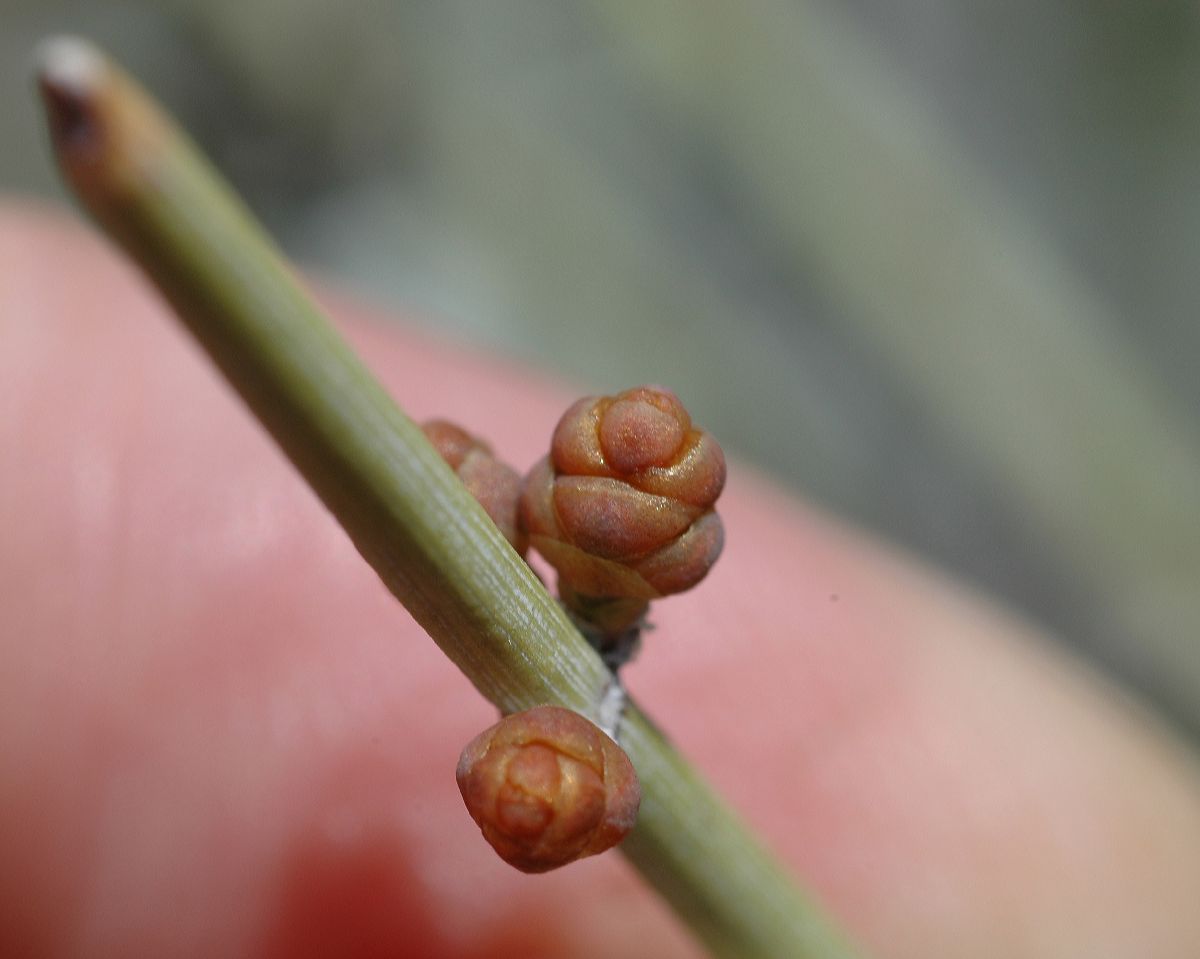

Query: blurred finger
[[2, 203, 1199, 958]]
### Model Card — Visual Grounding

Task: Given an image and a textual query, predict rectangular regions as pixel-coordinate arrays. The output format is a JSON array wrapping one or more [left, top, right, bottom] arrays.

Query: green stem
[[35, 36, 861, 959]]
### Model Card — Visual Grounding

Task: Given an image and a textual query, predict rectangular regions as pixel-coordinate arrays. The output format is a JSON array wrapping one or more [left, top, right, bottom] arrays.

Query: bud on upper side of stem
[[520, 386, 726, 634]]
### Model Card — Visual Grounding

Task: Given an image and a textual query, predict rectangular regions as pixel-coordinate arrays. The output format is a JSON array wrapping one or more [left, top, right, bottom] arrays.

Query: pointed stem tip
[[34, 36, 106, 153]]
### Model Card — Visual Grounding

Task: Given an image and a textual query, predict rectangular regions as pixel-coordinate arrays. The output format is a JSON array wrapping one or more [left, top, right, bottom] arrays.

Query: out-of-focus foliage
[[2, 0, 1198, 736]]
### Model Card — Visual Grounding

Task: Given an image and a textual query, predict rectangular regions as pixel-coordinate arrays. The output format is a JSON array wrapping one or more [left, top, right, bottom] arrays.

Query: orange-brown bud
[[422, 419, 527, 555], [456, 705, 640, 873], [520, 386, 725, 632]]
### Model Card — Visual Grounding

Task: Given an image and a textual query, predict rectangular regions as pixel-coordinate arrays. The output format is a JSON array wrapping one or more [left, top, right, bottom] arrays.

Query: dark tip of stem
[[34, 36, 105, 156]]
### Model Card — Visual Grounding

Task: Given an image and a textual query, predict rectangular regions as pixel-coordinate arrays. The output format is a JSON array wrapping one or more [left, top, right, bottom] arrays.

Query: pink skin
[[2, 202, 1200, 958]]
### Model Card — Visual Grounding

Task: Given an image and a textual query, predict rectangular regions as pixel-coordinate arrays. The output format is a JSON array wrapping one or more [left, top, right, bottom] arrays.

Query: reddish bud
[[422, 419, 527, 555], [520, 386, 725, 633], [456, 705, 640, 873]]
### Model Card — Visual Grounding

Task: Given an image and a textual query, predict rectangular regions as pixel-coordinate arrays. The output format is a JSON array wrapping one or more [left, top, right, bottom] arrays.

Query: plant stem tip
[[34, 36, 105, 152]]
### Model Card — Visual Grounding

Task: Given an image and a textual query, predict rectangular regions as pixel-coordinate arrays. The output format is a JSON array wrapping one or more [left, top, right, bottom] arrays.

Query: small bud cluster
[[456, 705, 640, 872], [520, 386, 725, 634], [421, 419, 527, 555], [433, 387, 724, 872]]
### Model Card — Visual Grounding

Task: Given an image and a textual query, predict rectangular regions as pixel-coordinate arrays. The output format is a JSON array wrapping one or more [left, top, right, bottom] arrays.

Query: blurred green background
[[3, 1, 1198, 738]]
